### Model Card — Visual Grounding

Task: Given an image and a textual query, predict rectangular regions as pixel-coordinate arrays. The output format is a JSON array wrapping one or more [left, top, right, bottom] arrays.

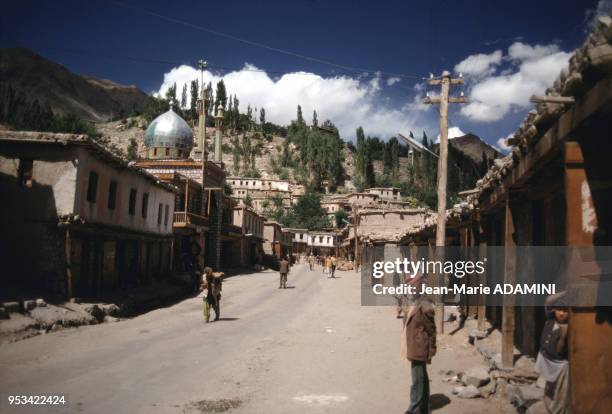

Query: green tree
[[215, 80, 227, 110], [165, 82, 177, 105], [355, 126, 366, 181], [312, 110, 318, 127], [205, 82, 214, 118], [260, 107, 266, 129], [335, 209, 349, 228], [189, 79, 199, 119], [127, 138, 138, 161], [281, 192, 330, 230], [297, 105, 304, 125], [180, 83, 187, 109]]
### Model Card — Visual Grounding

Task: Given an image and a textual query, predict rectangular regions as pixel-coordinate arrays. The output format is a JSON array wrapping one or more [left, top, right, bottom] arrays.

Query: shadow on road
[[216, 317, 240, 321], [430, 393, 451, 410]]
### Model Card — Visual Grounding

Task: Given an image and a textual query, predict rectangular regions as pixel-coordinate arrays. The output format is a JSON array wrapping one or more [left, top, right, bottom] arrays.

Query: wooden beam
[[480, 75, 612, 211], [529, 95, 575, 104], [424, 96, 468, 105], [501, 197, 516, 369]]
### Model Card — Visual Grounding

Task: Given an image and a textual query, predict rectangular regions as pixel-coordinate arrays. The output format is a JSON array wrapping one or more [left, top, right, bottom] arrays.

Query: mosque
[[135, 105, 252, 271]]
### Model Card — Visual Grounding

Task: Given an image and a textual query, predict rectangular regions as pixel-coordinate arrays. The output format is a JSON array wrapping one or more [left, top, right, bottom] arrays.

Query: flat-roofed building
[[0, 131, 177, 299]]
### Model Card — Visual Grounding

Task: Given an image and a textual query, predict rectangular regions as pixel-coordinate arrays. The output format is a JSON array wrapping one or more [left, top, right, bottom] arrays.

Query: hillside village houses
[[0, 83, 434, 303]]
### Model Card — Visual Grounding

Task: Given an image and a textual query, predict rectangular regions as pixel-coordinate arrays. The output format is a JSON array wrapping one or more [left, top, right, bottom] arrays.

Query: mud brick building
[[0, 131, 176, 299], [232, 205, 265, 267]]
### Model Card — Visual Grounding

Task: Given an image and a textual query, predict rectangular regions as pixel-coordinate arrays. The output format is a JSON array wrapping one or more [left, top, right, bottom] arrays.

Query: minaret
[[196, 59, 207, 161], [214, 104, 224, 163]]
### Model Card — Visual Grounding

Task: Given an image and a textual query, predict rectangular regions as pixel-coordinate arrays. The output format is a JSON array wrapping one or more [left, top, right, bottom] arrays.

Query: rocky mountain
[[434, 133, 500, 164], [0, 48, 149, 122]]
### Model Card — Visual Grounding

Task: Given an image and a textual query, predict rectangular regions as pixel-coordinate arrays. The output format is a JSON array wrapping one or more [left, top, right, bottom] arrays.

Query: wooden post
[[184, 179, 189, 223], [502, 196, 516, 369], [65, 228, 73, 299], [564, 141, 612, 413], [426, 71, 467, 333], [476, 215, 487, 331]]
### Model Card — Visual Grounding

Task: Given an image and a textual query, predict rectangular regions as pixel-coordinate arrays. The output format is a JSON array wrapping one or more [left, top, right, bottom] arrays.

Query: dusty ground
[[0, 264, 514, 414]]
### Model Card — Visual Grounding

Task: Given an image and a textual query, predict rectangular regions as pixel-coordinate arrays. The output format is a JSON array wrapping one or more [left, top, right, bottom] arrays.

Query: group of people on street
[[306, 253, 337, 278], [399, 277, 569, 414]]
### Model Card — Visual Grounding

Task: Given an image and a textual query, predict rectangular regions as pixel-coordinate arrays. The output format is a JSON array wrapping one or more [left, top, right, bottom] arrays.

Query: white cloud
[[507, 42, 560, 61], [459, 42, 571, 122], [156, 64, 431, 139], [495, 135, 512, 153], [386, 77, 401, 86], [435, 126, 466, 143], [454, 50, 502, 77]]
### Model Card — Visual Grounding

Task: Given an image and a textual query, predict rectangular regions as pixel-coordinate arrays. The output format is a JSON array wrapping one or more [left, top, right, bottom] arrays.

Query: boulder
[[35, 298, 47, 308], [511, 384, 544, 409], [480, 378, 497, 398], [457, 385, 481, 399], [23, 300, 37, 311], [100, 303, 120, 317], [0, 307, 7, 319], [84, 304, 106, 323], [463, 366, 490, 387]]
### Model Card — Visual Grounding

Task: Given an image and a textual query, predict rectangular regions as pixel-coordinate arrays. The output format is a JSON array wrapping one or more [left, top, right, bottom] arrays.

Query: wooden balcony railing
[[173, 211, 209, 227]]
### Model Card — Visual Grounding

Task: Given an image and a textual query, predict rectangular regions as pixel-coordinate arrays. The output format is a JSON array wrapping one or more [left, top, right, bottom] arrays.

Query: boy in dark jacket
[[401, 291, 437, 414]]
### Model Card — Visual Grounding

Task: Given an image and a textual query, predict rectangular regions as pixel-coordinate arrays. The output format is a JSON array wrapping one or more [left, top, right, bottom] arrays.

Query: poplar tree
[[180, 83, 187, 109], [189, 79, 199, 119], [355, 126, 366, 181]]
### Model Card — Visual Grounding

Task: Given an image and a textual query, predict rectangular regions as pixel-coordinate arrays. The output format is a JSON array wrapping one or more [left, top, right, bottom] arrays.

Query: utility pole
[[425, 70, 467, 333]]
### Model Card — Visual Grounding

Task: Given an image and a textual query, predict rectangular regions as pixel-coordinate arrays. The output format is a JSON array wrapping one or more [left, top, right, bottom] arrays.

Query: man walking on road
[[279, 256, 290, 289], [330, 255, 337, 278], [401, 292, 437, 414], [308, 253, 315, 271], [201, 267, 223, 322]]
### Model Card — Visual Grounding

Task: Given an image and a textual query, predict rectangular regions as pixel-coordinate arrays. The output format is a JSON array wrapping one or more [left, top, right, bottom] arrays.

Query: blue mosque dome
[[144, 108, 193, 159]]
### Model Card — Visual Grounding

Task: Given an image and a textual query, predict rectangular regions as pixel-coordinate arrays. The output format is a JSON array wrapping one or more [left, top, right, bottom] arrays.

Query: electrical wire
[[107, 0, 424, 81]]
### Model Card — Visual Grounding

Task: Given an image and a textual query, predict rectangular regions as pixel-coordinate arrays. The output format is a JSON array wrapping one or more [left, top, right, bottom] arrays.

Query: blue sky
[[2, 0, 610, 148]]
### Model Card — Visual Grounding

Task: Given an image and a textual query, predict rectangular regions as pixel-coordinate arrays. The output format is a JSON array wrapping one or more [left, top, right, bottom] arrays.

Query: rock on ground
[[463, 366, 490, 387], [454, 385, 482, 399]]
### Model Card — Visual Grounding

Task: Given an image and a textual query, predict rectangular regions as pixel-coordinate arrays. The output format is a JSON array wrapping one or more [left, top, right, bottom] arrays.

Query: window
[[108, 180, 117, 210], [157, 203, 163, 224], [129, 189, 137, 216], [18, 159, 33, 187], [142, 193, 149, 218], [86, 171, 98, 203], [164, 204, 169, 227], [153, 148, 158, 156]]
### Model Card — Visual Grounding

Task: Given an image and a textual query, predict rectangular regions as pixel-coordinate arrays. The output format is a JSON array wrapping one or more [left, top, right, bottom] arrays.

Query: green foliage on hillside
[[286, 106, 345, 191], [0, 83, 100, 138]]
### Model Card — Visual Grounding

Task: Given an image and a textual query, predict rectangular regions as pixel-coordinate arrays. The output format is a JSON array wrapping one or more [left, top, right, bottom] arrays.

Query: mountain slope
[[0, 48, 149, 122]]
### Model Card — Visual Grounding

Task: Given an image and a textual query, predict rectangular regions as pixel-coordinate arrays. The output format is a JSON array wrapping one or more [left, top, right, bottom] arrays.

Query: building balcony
[[173, 212, 209, 229]]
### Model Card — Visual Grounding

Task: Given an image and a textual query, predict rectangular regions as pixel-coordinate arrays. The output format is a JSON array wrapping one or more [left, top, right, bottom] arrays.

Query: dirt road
[[0, 264, 514, 413]]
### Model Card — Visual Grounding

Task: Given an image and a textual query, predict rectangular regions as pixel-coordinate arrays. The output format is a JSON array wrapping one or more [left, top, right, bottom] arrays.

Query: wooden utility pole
[[425, 70, 467, 333]]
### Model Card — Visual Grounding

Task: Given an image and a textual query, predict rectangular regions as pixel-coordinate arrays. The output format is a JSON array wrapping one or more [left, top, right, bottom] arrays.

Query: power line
[[107, 0, 423, 80], [31, 44, 416, 81]]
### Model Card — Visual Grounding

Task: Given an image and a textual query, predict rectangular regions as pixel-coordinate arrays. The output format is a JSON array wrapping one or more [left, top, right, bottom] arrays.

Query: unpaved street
[[0, 264, 514, 413]]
